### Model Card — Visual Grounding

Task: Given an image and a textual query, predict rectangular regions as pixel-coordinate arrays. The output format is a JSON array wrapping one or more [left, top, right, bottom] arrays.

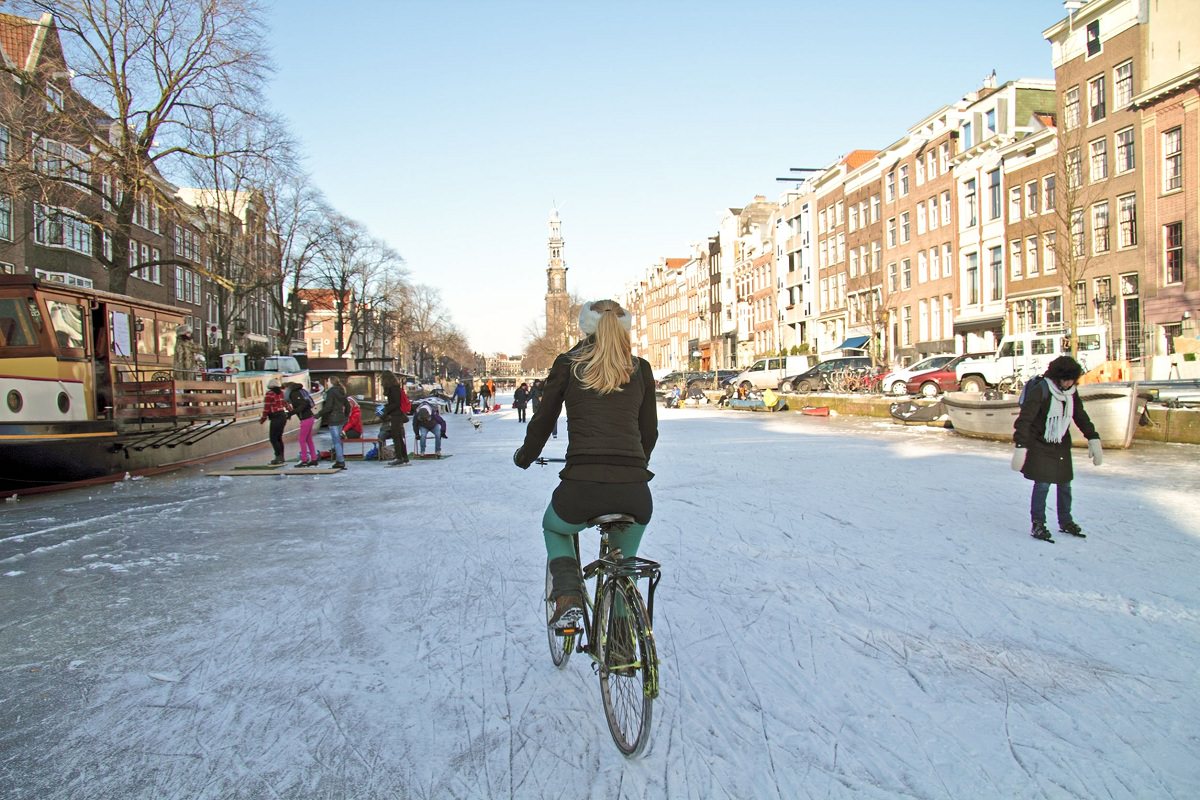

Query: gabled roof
[[841, 149, 879, 170], [664, 258, 689, 270], [0, 12, 43, 71]]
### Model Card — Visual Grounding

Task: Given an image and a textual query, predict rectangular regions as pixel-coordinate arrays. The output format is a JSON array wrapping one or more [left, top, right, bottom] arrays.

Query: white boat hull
[[943, 384, 1143, 448]]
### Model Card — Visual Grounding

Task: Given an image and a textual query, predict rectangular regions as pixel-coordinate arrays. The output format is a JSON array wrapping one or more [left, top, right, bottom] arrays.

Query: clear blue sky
[[264, 0, 1070, 354]]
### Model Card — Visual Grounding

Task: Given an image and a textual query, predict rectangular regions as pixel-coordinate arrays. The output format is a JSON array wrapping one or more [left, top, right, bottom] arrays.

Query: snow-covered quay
[[2, 402, 1198, 799]]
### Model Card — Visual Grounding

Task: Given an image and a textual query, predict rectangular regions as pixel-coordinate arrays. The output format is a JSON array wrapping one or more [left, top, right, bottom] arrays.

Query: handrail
[[113, 378, 237, 422]]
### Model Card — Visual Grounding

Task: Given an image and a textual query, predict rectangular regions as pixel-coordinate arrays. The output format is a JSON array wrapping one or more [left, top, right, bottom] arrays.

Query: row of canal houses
[[625, 0, 1199, 377], [0, 11, 284, 357]]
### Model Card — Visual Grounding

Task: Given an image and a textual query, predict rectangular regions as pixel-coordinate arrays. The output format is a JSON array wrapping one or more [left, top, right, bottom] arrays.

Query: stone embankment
[[700, 391, 1200, 445]]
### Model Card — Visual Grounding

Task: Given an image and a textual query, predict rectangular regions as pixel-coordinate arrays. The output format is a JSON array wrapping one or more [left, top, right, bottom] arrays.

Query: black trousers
[[551, 480, 653, 526], [268, 414, 287, 459]]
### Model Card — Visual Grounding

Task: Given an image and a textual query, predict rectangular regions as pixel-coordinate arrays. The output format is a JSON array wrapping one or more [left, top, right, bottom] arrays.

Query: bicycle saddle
[[589, 513, 637, 527]]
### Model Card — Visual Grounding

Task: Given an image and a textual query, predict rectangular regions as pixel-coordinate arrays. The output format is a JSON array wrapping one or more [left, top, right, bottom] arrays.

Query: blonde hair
[[571, 300, 634, 394]]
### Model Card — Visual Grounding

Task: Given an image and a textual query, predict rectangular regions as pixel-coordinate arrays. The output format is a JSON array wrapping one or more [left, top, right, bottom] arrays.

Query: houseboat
[[0, 275, 310, 496]]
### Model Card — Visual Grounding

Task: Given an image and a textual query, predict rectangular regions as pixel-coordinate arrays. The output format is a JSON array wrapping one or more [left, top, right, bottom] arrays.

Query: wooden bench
[[339, 436, 381, 460]]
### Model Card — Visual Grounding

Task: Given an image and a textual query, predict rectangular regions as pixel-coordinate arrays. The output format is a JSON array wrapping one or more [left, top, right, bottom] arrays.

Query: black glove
[[513, 447, 530, 469]]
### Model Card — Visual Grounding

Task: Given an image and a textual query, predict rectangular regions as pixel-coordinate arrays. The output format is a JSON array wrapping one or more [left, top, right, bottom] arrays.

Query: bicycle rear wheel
[[545, 563, 574, 669], [597, 577, 658, 757]]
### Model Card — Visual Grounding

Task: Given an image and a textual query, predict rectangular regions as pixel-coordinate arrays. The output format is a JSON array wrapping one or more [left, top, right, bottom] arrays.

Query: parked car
[[729, 355, 818, 390], [778, 356, 872, 393], [904, 353, 993, 397], [879, 354, 956, 396]]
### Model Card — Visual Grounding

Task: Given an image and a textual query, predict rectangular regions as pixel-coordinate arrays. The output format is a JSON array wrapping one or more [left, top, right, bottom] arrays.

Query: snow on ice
[[1, 399, 1198, 799]]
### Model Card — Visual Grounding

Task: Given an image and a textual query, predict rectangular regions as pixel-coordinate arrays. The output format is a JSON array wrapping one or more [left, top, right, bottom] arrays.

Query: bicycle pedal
[[555, 626, 580, 637]]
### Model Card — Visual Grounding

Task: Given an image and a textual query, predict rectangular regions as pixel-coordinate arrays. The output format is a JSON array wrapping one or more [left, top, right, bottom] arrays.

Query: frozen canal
[[2, 402, 1198, 799]]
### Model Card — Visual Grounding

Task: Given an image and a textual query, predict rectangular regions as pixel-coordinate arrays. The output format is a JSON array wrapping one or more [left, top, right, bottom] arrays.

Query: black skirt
[[551, 479, 652, 526]]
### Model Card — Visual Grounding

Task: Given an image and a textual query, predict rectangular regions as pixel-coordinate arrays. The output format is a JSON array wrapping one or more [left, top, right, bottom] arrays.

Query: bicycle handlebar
[[535, 457, 566, 464]]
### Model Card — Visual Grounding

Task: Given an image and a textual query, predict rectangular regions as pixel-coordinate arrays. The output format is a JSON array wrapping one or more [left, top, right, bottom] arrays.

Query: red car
[[905, 353, 992, 397]]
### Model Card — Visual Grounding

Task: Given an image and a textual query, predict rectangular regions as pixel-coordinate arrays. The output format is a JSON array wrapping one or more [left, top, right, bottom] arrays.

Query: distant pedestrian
[[454, 380, 467, 414], [479, 379, 492, 412], [530, 379, 544, 414], [260, 378, 291, 465], [514, 381, 531, 422], [380, 372, 412, 466], [173, 324, 202, 380], [1011, 356, 1103, 542], [319, 375, 351, 470], [286, 381, 318, 467]]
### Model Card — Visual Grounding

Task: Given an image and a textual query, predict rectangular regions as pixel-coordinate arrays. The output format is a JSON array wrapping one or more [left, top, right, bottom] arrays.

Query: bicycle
[[535, 457, 662, 757], [997, 368, 1027, 396]]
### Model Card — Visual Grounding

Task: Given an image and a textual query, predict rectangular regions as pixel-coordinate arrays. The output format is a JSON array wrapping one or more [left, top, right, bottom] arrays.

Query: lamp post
[[1093, 291, 1116, 359]]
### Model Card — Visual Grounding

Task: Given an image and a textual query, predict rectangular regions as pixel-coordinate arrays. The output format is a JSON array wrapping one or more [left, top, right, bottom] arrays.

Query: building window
[[887, 262, 897, 293], [1089, 137, 1107, 182], [987, 169, 1001, 220], [915, 157, 925, 186], [885, 171, 895, 202], [918, 250, 928, 283], [1025, 180, 1040, 215], [899, 165, 909, 197], [929, 196, 939, 230], [931, 246, 940, 278], [1164, 222, 1183, 284], [964, 179, 977, 227], [33, 203, 93, 255], [1009, 186, 1022, 222], [46, 83, 64, 112], [871, 195, 880, 222], [887, 217, 897, 248], [962, 121, 974, 149], [1163, 127, 1182, 192], [1047, 295, 1063, 327], [1064, 86, 1080, 130], [943, 243, 952, 278], [0, 126, 8, 163], [1092, 201, 1110, 254], [1118, 194, 1137, 248], [1044, 174, 1056, 212], [940, 142, 950, 173], [902, 258, 912, 289], [1066, 148, 1083, 189], [989, 246, 1003, 301], [900, 212, 910, 243], [985, 108, 997, 136], [1114, 61, 1133, 109], [0, 195, 10, 241], [1026, 236, 1038, 277], [1010, 239, 1023, 279], [966, 253, 980, 305], [1086, 20, 1101, 57], [1044, 232, 1057, 274], [1115, 127, 1135, 174], [1088, 75, 1106, 123], [1071, 209, 1085, 257], [917, 203, 926, 235], [941, 190, 951, 226]]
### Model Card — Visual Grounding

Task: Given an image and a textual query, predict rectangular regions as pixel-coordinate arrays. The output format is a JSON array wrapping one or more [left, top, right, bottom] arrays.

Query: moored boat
[[0, 275, 313, 496], [942, 384, 1145, 448]]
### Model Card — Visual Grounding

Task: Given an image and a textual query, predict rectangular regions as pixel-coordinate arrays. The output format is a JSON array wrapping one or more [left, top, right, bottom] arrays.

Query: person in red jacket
[[342, 396, 364, 439], [259, 378, 291, 465]]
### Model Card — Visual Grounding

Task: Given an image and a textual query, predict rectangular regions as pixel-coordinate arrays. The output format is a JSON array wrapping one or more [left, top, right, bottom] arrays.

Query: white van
[[956, 326, 1108, 392], [731, 355, 818, 390]]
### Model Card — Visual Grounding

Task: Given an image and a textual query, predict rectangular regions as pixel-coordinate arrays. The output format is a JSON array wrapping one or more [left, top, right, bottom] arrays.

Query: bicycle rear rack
[[586, 555, 662, 626]]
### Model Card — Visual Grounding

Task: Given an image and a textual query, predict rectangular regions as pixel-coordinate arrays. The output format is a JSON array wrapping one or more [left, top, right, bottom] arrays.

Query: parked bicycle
[[997, 367, 1027, 396], [536, 457, 662, 757]]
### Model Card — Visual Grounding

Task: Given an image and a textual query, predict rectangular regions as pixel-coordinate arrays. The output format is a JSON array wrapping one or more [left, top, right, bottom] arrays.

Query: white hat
[[267, 378, 281, 389], [177, 324, 192, 338], [578, 299, 631, 335]]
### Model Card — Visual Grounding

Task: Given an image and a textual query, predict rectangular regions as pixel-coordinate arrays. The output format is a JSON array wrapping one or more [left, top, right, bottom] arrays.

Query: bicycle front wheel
[[597, 577, 658, 757], [545, 563, 574, 669]]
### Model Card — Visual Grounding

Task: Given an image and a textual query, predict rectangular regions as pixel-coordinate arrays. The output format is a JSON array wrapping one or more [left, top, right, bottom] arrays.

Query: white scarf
[[1043, 379, 1075, 444]]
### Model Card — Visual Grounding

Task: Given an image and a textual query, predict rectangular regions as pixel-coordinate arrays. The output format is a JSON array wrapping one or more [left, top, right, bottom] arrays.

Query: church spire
[[545, 209, 569, 350]]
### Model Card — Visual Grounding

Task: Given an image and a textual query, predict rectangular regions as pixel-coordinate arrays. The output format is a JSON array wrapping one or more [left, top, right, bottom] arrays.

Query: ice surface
[[1, 401, 1198, 799]]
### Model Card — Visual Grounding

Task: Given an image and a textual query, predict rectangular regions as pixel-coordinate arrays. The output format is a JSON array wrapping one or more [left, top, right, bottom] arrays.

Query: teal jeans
[[543, 504, 645, 603]]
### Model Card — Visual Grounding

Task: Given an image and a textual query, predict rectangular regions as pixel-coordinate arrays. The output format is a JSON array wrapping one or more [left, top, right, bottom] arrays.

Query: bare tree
[[1047, 121, 1105, 357], [2, 0, 270, 293]]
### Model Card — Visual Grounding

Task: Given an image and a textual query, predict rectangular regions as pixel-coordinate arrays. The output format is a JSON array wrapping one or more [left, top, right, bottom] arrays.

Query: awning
[[833, 335, 870, 350]]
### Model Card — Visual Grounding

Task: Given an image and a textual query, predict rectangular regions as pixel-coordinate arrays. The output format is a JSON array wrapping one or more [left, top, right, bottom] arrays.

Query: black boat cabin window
[[0, 296, 45, 351]]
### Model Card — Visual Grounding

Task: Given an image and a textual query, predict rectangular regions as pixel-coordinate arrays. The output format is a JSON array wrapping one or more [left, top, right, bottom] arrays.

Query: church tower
[[545, 209, 570, 351]]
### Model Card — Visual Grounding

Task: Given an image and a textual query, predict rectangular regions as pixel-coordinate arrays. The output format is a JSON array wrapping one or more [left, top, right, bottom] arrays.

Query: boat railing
[[113, 378, 238, 422]]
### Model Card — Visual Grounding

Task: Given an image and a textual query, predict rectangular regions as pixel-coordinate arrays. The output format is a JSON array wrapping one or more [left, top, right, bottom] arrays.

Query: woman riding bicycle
[[513, 299, 659, 630]]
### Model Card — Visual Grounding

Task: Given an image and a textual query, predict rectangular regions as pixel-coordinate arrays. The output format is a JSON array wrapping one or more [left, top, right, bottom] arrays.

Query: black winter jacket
[[1013, 376, 1099, 484], [516, 339, 658, 482]]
